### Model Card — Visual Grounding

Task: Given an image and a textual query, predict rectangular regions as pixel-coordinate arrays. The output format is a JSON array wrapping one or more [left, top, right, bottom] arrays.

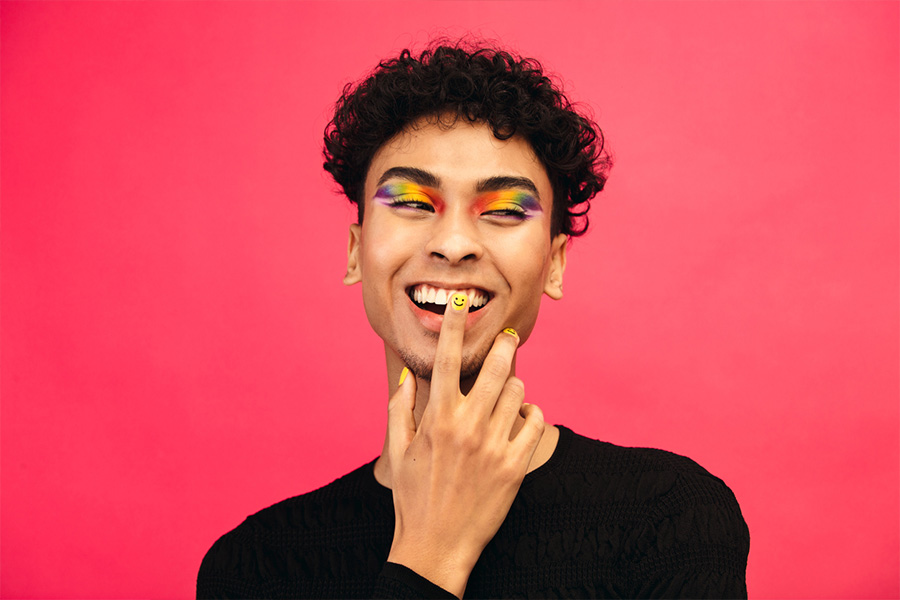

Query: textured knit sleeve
[[197, 538, 458, 600], [197, 510, 459, 599], [628, 468, 750, 599], [197, 537, 456, 600], [373, 563, 458, 599]]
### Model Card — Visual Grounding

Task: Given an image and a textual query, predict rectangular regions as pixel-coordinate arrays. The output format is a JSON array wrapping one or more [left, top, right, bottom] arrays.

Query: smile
[[406, 283, 492, 315]]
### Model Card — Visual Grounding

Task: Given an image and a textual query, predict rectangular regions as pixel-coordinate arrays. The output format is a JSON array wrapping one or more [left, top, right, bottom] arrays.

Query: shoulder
[[197, 459, 391, 598], [556, 426, 750, 596], [555, 425, 745, 515], [204, 458, 383, 550]]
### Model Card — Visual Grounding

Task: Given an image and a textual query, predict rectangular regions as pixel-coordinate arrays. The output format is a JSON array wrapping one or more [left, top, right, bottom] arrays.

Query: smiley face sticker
[[451, 293, 467, 311]]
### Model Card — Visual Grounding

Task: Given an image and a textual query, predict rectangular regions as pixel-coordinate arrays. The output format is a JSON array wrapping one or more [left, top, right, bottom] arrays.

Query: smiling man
[[197, 43, 749, 599]]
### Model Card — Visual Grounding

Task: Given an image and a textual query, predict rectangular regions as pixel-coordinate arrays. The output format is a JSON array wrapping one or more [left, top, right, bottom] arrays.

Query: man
[[198, 43, 749, 599]]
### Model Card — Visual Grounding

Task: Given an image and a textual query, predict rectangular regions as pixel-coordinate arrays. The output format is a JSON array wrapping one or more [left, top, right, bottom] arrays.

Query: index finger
[[429, 292, 470, 407], [468, 327, 520, 413]]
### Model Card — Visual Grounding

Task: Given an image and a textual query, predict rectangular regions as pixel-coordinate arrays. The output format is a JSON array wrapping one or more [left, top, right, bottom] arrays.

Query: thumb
[[387, 367, 417, 460]]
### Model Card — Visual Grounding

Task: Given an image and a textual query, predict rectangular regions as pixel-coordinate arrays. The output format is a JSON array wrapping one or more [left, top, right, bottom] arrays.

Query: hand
[[385, 293, 545, 598]]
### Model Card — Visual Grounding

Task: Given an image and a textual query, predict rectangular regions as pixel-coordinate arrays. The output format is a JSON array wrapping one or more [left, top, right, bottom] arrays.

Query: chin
[[398, 344, 492, 383]]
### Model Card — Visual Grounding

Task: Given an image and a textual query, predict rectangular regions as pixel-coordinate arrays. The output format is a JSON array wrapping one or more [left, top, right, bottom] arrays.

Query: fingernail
[[398, 367, 409, 386], [451, 293, 467, 311], [503, 327, 519, 340]]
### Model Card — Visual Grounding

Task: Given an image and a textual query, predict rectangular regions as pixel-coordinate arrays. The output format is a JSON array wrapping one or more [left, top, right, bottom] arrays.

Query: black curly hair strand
[[323, 42, 611, 238]]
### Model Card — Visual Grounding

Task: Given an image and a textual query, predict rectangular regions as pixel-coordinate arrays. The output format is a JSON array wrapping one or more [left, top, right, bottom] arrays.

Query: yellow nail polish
[[398, 367, 409, 386], [451, 293, 467, 311], [503, 327, 519, 339]]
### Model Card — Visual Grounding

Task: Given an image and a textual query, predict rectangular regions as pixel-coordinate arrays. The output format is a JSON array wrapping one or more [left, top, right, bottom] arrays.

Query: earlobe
[[543, 234, 568, 300], [343, 223, 362, 285]]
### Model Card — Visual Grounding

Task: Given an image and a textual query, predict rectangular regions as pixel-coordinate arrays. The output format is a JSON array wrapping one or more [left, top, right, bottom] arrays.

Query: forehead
[[365, 118, 552, 200]]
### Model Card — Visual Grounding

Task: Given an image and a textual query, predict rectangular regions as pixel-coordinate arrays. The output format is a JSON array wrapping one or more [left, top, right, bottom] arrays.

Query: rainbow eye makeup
[[374, 181, 541, 222], [374, 183, 441, 212], [476, 190, 542, 220]]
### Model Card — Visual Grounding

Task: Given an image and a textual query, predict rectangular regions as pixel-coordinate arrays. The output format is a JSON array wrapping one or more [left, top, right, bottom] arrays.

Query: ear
[[543, 233, 568, 300], [343, 223, 362, 285]]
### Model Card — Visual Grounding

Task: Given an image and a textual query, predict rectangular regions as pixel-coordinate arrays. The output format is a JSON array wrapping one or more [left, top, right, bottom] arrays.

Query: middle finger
[[429, 292, 470, 408]]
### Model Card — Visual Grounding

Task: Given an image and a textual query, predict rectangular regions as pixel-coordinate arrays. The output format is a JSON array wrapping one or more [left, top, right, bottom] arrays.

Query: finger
[[510, 402, 544, 460], [470, 327, 520, 414], [490, 375, 525, 436], [429, 292, 470, 408], [387, 367, 418, 462]]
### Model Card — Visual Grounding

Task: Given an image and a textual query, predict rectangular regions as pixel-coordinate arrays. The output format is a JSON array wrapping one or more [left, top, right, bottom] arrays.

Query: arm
[[382, 293, 544, 598], [630, 471, 750, 599]]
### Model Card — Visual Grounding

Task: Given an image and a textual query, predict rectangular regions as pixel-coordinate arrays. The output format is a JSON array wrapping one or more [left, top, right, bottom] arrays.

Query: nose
[[424, 208, 484, 264]]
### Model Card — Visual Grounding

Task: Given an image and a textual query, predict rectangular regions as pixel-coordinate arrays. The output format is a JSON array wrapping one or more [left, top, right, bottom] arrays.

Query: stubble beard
[[398, 338, 493, 383]]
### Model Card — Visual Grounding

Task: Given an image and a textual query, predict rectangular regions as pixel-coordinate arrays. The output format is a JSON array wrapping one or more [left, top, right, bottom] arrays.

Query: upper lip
[[405, 281, 494, 295]]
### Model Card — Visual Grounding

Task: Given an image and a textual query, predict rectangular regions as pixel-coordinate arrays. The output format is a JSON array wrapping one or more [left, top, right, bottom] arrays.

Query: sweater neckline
[[523, 423, 572, 487], [365, 424, 573, 496]]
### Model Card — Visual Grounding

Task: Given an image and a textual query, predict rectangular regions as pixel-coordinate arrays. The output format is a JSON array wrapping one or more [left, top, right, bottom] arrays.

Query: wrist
[[387, 541, 477, 599]]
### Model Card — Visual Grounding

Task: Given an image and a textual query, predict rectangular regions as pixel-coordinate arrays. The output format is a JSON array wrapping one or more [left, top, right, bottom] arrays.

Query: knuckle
[[496, 460, 521, 485], [387, 396, 403, 414], [457, 434, 481, 453], [445, 420, 482, 451], [505, 377, 525, 400], [473, 439, 504, 466], [497, 397, 520, 419], [527, 404, 544, 424], [482, 355, 510, 380], [419, 426, 440, 449], [494, 395, 521, 420], [528, 412, 546, 436], [428, 419, 454, 441]]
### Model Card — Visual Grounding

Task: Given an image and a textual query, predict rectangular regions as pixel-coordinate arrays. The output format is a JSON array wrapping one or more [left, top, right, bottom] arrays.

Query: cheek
[[359, 220, 395, 275], [503, 236, 552, 288], [358, 223, 419, 299]]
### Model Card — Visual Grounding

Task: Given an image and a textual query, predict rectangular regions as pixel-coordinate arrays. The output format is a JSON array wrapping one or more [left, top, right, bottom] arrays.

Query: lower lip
[[407, 295, 489, 333]]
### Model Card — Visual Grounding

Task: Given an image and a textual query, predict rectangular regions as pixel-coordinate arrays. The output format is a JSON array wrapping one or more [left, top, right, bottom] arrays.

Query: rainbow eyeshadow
[[475, 190, 542, 218], [374, 183, 441, 211]]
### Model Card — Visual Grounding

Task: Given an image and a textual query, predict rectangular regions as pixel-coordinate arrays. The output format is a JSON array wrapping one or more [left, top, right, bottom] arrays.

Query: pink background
[[2, 1, 898, 598]]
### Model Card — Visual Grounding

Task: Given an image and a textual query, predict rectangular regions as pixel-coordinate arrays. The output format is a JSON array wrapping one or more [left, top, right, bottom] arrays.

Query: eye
[[388, 195, 435, 213], [483, 207, 529, 220], [478, 191, 538, 222], [481, 203, 531, 221]]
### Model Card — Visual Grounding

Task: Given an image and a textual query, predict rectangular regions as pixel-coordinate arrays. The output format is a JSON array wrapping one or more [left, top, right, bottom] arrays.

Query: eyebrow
[[475, 176, 540, 198], [376, 167, 441, 188], [376, 167, 540, 198]]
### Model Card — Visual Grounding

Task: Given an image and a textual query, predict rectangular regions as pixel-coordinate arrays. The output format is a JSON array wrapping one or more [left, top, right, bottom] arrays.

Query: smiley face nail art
[[451, 293, 467, 311]]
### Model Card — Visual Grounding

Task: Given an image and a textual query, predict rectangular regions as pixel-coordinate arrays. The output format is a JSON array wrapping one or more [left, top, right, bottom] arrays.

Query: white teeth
[[409, 284, 491, 308]]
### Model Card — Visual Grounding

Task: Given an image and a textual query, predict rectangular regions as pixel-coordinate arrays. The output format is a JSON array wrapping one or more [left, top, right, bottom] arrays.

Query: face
[[344, 116, 567, 381]]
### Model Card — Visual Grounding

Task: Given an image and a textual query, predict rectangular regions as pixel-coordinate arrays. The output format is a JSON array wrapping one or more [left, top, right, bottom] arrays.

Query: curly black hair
[[323, 42, 611, 237]]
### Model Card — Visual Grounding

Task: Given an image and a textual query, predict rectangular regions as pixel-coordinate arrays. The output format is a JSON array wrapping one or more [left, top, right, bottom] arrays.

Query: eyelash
[[388, 196, 435, 212], [385, 195, 531, 220], [483, 207, 528, 220]]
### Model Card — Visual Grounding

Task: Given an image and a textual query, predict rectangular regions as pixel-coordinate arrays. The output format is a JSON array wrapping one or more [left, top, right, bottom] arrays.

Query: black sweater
[[198, 426, 749, 598]]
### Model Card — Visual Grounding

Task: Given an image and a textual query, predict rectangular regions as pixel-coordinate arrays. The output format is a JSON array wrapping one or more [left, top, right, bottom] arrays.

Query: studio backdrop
[[2, 1, 898, 598]]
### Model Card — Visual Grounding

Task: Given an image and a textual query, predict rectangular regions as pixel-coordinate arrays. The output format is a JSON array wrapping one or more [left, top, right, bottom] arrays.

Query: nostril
[[425, 229, 484, 264], [430, 251, 478, 263]]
